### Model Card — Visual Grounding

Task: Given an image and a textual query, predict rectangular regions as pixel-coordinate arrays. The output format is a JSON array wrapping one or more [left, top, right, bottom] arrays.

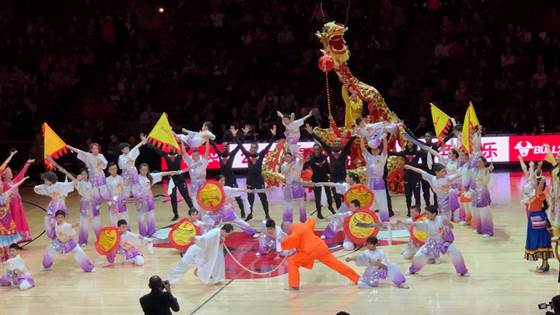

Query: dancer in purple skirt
[[106, 219, 152, 267], [0, 244, 34, 290], [34, 171, 75, 239], [66, 143, 111, 213], [137, 164, 179, 236], [201, 176, 257, 236], [346, 236, 408, 289], [50, 159, 99, 246], [281, 151, 307, 223], [470, 155, 494, 237], [277, 110, 312, 155], [118, 135, 148, 202], [106, 162, 129, 226], [42, 210, 95, 272], [407, 206, 469, 277]]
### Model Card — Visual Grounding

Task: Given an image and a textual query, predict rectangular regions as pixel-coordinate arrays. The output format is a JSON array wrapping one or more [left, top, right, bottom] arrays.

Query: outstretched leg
[[71, 245, 95, 272], [317, 252, 360, 284]]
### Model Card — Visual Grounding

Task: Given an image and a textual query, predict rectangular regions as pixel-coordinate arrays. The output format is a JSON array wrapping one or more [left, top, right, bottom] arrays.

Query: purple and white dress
[[202, 186, 257, 236], [118, 146, 143, 200], [419, 171, 460, 219], [357, 121, 398, 149], [106, 175, 129, 226], [42, 222, 95, 272], [354, 248, 406, 288], [136, 172, 163, 236], [76, 150, 110, 209], [363, 149, 390, 222], [322, 183, 355, 250], [470, 168, 493, 236], [177, 130, 216, 149], [74, 180, 100, 246], [33, 182, 75, 239], [283, 117, 305, 155], [444, 159, 461, 222], [184, 155, 209, 209], [0, 255, 34, 290], [409, 216, 468, 275], [106, 230, 148, 266], [281, 157, 307, 223]]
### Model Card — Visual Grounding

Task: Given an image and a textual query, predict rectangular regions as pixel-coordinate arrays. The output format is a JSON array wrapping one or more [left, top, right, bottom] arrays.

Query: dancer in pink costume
[[2, 158, 34, 241]]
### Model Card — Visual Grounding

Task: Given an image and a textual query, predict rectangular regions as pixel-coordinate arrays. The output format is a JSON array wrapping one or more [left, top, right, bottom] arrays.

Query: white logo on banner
[[514, 141, 534, 157]]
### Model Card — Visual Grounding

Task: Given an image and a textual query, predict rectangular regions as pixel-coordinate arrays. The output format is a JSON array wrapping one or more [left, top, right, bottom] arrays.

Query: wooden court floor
[[1, 173, 558, 315]]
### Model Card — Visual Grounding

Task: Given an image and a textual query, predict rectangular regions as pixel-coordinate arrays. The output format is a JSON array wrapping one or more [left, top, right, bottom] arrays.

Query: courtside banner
[[509, 135, 560, 161], [180, 135, 559, 170]]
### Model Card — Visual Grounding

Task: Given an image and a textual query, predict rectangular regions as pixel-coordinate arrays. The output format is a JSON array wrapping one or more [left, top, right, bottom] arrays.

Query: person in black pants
[[139, 275, 180, 315], [389, 142, 422, 216], [211, 131, 246, 218], [303, 142, 335, 219], [305, 124, 355, 209], [149, 145, 194, 220], [237, 125, 277, 221]]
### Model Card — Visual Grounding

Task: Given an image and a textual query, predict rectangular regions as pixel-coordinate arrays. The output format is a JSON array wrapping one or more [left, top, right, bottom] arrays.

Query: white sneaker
[[459, 221, 467, 225], [320, 235, 326, 240], [252, 233, 261, 239], [398, 283, 410, 289], [405, 271, 414, 276], [460, 272, 470, 277], [482, 234, 492, 238]]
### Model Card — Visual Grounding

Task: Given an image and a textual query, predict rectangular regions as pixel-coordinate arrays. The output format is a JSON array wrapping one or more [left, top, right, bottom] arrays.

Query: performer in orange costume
[[281, 218, 360, 289]]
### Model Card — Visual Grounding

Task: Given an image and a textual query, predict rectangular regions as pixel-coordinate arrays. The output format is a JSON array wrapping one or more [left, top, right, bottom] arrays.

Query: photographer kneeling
[[140, 275, 180, 315]]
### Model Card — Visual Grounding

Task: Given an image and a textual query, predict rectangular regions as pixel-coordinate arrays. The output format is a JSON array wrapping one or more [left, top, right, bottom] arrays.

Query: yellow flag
[[461, 102, 480, 153], [42, 123, 67, 169], [147, 113, 180, 152], [430, 103, 453, 141], [342, 87, 363, 127]]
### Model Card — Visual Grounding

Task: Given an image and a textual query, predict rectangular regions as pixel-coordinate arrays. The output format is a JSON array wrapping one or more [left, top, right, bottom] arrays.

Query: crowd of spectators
[[0, 0, 559, 167]]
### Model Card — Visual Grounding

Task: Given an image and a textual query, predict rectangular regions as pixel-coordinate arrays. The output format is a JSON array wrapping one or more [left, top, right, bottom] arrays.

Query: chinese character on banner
[[481, 142, 498, 159]]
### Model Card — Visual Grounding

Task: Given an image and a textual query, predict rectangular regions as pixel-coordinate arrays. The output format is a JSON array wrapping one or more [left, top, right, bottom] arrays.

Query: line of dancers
[[1, 114, 557, 292]]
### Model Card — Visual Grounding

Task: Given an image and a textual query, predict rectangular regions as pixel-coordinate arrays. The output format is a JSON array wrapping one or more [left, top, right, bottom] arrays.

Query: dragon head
[[316, 22, 350, 65]]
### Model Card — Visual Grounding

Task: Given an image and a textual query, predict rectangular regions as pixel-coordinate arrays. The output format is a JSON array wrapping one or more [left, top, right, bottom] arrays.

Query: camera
[[162, 280, 170, 290], [538, 301, 557, 315]]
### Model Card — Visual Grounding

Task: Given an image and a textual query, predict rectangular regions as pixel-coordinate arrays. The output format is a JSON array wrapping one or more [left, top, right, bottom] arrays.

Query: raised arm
[[203, 140, 210, 160], [211, 141, 223, 159], [259, 125, 277, 157], [0, 150, 17, 173], [360, 137, 373, 160], [130, 134, 148, 157], [403, 164, 427, 176], [47, 157, 77, 181], [311, 133, 333, 154], [4, 176, 29, 197], [14, 159, 34, 183], [341, 136, 356, 155], [381, 136, 388, 154], [235, 135, 251, 158]]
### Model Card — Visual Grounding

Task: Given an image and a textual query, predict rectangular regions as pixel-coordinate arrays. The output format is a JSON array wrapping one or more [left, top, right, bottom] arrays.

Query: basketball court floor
[[1, 171, 558, 315]]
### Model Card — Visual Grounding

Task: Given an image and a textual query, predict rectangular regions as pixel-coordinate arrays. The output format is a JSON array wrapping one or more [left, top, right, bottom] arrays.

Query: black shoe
[[240, 212, 246, 219], [317, 213, 325, 219], [328, 207, 336, 214], [171, 215, 179, 221], [245, 213, 253, 222]]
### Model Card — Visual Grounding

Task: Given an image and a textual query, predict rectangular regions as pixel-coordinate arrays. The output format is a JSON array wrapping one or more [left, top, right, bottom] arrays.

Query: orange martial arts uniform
[[281, 218, 360, 288]]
